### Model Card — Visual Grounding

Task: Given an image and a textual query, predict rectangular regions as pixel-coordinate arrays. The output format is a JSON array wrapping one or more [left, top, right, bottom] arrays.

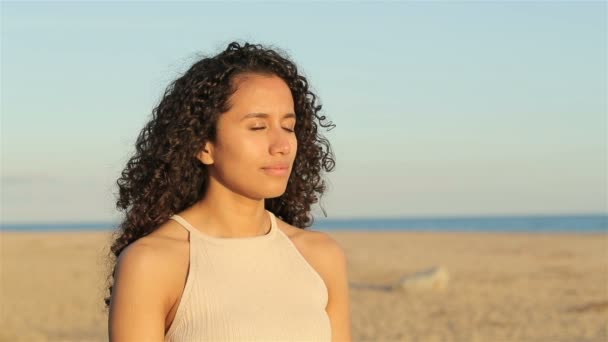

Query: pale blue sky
[[1, 1, 606, 222]]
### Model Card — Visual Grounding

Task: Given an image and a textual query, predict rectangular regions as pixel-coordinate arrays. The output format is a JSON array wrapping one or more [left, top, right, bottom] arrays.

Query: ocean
[[1, 214, 606, 233]]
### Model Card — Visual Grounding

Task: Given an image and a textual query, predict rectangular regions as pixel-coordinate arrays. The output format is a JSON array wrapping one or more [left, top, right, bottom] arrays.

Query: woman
[[105, 41, 352, 341]]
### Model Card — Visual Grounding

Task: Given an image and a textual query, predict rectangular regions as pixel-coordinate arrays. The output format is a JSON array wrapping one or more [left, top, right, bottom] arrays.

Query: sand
[[1, 229, 606, 341]]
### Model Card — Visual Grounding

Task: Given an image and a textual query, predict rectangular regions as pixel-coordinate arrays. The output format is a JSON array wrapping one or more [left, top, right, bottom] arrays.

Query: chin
[[266, 188, 288, 199], [261, 184, 288, 199]]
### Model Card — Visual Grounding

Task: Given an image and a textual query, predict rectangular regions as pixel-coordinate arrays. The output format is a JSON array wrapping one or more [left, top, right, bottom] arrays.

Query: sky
[[1, 1, 606, 223]]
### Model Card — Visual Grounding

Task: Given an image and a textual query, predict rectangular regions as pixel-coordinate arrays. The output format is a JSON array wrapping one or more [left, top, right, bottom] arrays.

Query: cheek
[[220, 137, 263, 166], [292, 136, 298, 153]]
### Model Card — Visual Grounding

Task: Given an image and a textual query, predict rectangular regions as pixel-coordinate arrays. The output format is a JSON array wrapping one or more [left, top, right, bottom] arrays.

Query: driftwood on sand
[[349, 265, 449, 293], [393, 265, 449, 292]]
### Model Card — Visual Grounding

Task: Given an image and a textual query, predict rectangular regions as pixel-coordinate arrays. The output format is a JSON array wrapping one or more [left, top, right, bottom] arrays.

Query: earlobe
[[197, 142, 214, 165]]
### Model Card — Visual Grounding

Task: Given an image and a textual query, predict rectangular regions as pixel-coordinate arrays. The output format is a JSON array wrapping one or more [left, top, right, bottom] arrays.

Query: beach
[[1, 230, 606, 341]]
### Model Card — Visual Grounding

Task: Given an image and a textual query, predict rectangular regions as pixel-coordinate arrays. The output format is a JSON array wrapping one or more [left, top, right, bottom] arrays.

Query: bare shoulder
[[274, 217, 348, 279], [304, 231, 352, 342], [109, 231, 183, 340], [137, 220, 191, 293], [274, 217, 352, 341], [119, 219, 187, 271], [306, 230, 348, 282], [114, 219, 191, 309], [116, 237, 166, 280], [113, 233, 178, 307]]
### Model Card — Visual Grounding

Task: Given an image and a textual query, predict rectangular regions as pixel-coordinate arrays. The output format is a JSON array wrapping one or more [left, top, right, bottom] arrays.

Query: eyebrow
[[241, 112, 296, 121]]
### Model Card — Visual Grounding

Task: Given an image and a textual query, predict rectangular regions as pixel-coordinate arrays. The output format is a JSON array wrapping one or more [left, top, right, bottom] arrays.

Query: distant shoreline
[[2, 213, 607, 232]]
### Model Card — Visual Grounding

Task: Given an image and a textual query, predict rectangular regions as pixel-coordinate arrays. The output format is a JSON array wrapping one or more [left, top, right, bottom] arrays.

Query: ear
[[196, 141, 214, 165]]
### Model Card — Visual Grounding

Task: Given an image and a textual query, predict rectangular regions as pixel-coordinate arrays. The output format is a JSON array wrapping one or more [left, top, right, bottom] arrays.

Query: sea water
[[1, 214, 606, 233]]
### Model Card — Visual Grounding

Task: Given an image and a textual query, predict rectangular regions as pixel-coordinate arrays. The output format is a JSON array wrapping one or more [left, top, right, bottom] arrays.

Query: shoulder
[[116, 235, 173, 270], [117, 222, 186, 273], [275, 217, 348, 282], [109, 235, 180, 340], [313, 232, 347, 263], [115, 238, 161, 277], [279, 221, 352, 341], [307, 231, 349, 290], [308, 232, 352, 341], [305, 229, 348, 270], [113, 224, 189, 308], [276, 215, 346, 256], [113, 237, 176, 306]]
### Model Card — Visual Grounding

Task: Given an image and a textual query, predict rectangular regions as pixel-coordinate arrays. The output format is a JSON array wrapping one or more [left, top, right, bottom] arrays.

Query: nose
[[269, 127, 291, 155]]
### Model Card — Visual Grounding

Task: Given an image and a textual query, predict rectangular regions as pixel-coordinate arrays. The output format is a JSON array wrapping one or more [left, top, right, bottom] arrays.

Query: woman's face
[[199, 73, 298, 200]]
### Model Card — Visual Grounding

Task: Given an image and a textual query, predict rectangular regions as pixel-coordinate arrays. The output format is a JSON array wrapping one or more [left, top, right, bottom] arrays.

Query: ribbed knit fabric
[[164, 209, 331, 342]]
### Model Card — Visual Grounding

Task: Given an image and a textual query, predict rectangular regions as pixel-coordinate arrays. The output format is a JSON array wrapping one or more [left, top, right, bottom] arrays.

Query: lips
[[262, 163, 290, 177], [262, 163, 290, 170]]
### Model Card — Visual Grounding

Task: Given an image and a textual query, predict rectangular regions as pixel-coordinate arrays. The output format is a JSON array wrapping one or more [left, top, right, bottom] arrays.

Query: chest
[[164, 227, 327, 332]]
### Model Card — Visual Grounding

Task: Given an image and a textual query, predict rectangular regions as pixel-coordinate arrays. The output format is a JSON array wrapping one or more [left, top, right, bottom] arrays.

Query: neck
[[186, 180, 271, 238]]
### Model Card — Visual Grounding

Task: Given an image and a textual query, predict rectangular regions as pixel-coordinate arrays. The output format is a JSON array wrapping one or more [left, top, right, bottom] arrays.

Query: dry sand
[[1, 229, 606, 341]]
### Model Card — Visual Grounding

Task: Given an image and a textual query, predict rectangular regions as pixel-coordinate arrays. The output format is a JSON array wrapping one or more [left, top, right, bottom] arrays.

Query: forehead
[[226, 73, 294, 113]]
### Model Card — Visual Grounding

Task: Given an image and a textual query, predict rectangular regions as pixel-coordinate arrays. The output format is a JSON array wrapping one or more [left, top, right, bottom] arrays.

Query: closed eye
[[250, 127, 295, 133]]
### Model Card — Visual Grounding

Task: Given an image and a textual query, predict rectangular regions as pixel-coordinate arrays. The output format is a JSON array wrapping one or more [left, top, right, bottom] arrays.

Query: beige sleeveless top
[[164, 209, 331, 341]]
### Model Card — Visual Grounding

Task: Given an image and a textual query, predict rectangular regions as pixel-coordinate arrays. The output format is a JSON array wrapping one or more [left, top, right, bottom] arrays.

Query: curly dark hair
[[103, 41, 336, 309]]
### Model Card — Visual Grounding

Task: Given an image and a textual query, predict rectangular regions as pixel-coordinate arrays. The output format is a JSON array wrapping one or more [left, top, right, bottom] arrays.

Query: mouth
[[261, 166, 290, 176]]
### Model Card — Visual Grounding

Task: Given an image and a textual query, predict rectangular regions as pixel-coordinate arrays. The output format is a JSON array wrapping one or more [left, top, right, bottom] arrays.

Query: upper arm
[[108, 241, 171, 342], [319, 234, 353, 342]]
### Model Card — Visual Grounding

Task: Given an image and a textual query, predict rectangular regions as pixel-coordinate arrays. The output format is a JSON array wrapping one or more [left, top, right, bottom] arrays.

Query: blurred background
[[1, 1, 606, 342], [2, 1, 605, 224]]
